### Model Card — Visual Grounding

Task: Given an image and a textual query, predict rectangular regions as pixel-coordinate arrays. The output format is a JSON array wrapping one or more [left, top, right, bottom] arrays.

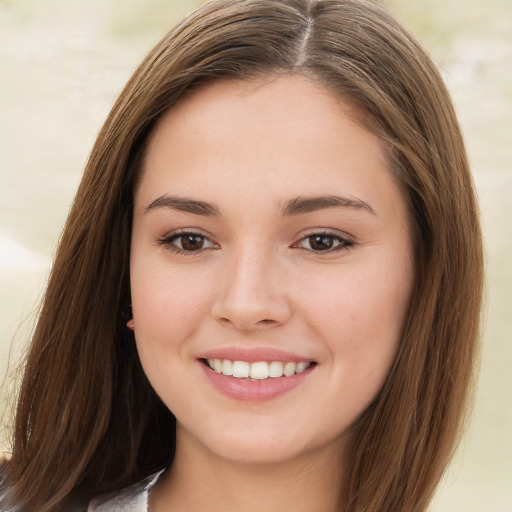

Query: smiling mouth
[[204, 359, 316, 380]]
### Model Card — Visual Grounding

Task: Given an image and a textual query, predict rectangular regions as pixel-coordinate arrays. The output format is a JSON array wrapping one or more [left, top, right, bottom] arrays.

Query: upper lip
[[196, 346, 315, 363]]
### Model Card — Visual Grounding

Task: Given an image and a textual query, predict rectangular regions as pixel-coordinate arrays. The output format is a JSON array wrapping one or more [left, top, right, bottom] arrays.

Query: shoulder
[[87, 471, 164, 512]]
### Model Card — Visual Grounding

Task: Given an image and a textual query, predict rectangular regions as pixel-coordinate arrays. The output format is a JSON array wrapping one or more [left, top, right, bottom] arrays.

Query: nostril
[[217, 317, 237, 328]]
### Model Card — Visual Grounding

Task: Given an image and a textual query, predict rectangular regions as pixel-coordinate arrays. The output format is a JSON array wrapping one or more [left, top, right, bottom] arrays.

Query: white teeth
[[249, 361, 269, 380], [283, 362, 296, 376], [232, 361, 250, 378], [221, 359, 233, 376], [296, 362, 309, 373], [268, 361, 284, 378], [206, 359, 312, 379]]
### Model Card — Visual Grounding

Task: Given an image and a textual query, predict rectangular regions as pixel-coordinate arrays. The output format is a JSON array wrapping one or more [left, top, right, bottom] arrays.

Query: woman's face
[[130, 76, 413, 467]]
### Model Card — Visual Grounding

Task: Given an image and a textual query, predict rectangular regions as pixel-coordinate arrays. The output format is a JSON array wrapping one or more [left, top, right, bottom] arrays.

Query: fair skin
[[130, 76, 413, 512]]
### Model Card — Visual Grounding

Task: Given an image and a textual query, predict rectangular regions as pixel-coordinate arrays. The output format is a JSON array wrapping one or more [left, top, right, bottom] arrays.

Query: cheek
[[130, 260, 216, 350], [299, 264, 411, 429], [301, 256, 412, 373], [129, 263, 219, 408]]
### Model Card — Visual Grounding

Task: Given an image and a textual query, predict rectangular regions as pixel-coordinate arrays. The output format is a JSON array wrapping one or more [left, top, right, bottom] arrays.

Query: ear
[[127, 319, 135, 330]]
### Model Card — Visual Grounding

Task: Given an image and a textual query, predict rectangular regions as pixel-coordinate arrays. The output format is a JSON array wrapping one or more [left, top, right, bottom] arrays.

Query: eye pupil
[[309, 235, 334, 251], [181, 234, 204, 251]]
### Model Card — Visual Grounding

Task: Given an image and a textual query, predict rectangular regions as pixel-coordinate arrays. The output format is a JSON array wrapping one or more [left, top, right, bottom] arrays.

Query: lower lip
[[200, 362, 315, 402]]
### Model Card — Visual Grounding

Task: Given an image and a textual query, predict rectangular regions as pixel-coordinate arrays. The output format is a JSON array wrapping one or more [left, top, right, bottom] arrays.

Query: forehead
[[145, 75, 379, 158], [136, 75, 400, 217]]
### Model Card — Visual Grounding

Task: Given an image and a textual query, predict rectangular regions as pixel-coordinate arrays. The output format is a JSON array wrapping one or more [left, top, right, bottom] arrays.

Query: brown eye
[[296, 233, 353, 253], [308, 235, 335, 251], [158, 232, 217, 253], [178, 234, 207, 251]]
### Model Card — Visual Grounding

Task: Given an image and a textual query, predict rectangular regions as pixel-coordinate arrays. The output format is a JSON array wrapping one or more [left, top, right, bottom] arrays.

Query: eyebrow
[[144, 194, 375, 217], [282, 195, 376, 216], [145, 195, 220, 216]]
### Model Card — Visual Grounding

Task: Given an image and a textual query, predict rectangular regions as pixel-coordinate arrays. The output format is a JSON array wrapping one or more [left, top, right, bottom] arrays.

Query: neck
[[150, 427, 348, 512]]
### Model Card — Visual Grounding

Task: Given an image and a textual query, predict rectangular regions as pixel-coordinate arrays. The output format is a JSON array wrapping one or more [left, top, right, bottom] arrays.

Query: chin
[[178, 417, 349, 468]]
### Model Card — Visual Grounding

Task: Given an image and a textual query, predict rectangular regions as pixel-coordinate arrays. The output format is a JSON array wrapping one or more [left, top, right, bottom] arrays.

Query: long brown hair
[[2, 1, 483, 511]]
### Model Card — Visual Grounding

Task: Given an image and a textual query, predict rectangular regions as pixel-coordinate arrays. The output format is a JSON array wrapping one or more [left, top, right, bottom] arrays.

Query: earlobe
[[122, 305, 134, 330]]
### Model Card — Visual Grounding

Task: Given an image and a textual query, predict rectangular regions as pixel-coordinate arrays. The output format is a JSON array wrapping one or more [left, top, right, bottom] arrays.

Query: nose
[[210, 246, 293, 331]]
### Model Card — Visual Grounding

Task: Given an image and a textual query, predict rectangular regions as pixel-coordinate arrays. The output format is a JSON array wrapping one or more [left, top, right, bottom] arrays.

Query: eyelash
[[292, 231, 354, 253], [157, 231, 219, 255], [157, 230, 354, 255]]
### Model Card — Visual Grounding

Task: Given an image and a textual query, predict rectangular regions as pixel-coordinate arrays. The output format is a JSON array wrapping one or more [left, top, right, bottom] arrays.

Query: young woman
[[0, 1, 483, 511]]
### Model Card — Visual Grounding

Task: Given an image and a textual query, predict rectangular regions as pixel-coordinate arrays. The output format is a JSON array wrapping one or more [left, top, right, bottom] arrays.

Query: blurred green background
[[0, 1, 510, 510]]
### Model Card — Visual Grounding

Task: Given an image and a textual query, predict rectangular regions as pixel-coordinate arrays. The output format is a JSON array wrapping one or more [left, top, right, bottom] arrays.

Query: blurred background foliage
[[0, 1, 510, 510]]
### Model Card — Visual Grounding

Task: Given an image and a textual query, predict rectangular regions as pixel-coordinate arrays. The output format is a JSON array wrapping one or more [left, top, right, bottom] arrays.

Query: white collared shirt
[[87, 470, 164, 512]]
